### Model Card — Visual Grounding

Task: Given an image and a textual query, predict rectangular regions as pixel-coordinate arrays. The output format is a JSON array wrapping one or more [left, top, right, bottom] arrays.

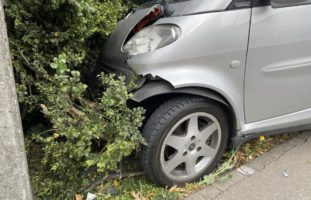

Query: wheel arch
[[131, 80, 238, 138]]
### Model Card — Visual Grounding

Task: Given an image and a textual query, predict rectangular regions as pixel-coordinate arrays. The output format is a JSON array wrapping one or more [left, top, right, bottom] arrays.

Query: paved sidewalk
[[187, 131, 311, 200]]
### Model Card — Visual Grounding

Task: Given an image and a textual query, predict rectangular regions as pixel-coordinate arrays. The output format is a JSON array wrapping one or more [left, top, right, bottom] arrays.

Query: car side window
[[253, 0, 271, 7], [227, 0, 252, 9], [272, 0, 311, 7]]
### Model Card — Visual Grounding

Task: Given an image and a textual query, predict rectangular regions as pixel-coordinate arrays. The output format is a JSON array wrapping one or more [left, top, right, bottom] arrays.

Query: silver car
[[100, 0, 311, 186]]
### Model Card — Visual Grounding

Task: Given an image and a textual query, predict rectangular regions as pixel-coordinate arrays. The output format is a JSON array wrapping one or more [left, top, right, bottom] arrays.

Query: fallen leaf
[[113, 179, 120, 188], [75, 194, 83, 200], [131, 192, 141, 200], [147, 191, 155, 198], [169, 185, 178, 193], [131, 192, 147, 200], [260, 135, 265, 141]]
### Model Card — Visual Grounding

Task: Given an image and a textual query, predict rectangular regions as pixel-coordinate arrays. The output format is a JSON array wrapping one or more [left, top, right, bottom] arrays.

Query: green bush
[[5, 0, 144, 199], [5, 0, 128, 112]]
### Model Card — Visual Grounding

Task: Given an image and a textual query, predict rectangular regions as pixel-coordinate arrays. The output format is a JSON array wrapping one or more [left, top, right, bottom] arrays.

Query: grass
[[96, 177, 180, 200], [92, 132, 300, 200]]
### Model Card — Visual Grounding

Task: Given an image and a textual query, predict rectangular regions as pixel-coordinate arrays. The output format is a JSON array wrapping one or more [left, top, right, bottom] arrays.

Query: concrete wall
[[0, 2, 33, 199]]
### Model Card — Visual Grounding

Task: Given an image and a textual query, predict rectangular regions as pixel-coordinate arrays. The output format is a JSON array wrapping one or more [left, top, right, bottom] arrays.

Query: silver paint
[[160, 112, 221, 181], [102, 1, 311, 138], [128, 9, 252, 130], [245, 5, 311, 123]]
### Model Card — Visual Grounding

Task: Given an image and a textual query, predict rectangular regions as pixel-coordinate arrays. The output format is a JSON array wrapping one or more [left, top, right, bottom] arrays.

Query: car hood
[[138, 0, 232, 16], [99, 0, 231, 76]]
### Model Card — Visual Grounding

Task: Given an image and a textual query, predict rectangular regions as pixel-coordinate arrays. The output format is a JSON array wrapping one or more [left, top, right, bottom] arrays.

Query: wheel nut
[[191, 136, 196, 140], [183, 152, 188, 156], [188, 143, 196, 151], [197, 147, 202, 152]]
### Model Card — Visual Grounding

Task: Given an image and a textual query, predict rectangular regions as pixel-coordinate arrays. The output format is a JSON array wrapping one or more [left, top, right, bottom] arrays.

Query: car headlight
[[123, 25, 181, 56]]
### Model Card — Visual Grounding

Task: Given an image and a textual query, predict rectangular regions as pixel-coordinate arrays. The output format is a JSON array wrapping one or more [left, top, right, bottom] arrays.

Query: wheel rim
[[160, 112, 222, 181]]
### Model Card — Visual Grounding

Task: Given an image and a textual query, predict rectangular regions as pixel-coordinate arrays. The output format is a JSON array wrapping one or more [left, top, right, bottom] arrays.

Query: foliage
[[102, 134, 300, 200], [235, 132, 299, 165], [96, 177, 180, 200], [32, 70, 144, 199], [5, 0, 127, 112], [199, 149, 238, 186], [5, 0, 145, 199]]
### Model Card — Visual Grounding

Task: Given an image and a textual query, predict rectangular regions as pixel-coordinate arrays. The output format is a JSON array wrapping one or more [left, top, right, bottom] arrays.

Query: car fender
[[131, 80, 240, 131]]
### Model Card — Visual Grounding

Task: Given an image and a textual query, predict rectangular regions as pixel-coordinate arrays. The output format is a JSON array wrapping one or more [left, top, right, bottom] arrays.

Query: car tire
[[141, 96, 229, 186]]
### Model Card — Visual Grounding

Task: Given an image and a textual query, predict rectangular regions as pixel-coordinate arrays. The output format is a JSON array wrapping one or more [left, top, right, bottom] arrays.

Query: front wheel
[[141, 96, 229, 186]]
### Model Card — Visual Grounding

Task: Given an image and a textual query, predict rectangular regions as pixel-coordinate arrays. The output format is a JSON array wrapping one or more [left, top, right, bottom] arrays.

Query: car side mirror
[[271, 0, 311, 8]]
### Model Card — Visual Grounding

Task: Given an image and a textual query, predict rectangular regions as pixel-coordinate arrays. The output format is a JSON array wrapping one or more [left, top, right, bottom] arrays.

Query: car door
[[244, 1, 311, 123]]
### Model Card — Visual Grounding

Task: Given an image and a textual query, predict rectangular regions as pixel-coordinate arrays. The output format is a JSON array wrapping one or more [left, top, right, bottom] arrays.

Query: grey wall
[[0, 1, 33, 199]]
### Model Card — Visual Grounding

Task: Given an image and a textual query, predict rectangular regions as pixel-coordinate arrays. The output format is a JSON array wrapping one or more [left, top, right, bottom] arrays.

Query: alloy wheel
[[160, 112, 222, 181]]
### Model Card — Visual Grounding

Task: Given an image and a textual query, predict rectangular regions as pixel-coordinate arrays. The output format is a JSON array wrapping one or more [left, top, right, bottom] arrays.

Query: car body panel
[[99, 6, 155, 81], [245, 5, 311, 123], [241, 107, 311, 135], [100, 0, 311, 140], [128, 10, 252, 131], [100, 0, 232, 76]]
